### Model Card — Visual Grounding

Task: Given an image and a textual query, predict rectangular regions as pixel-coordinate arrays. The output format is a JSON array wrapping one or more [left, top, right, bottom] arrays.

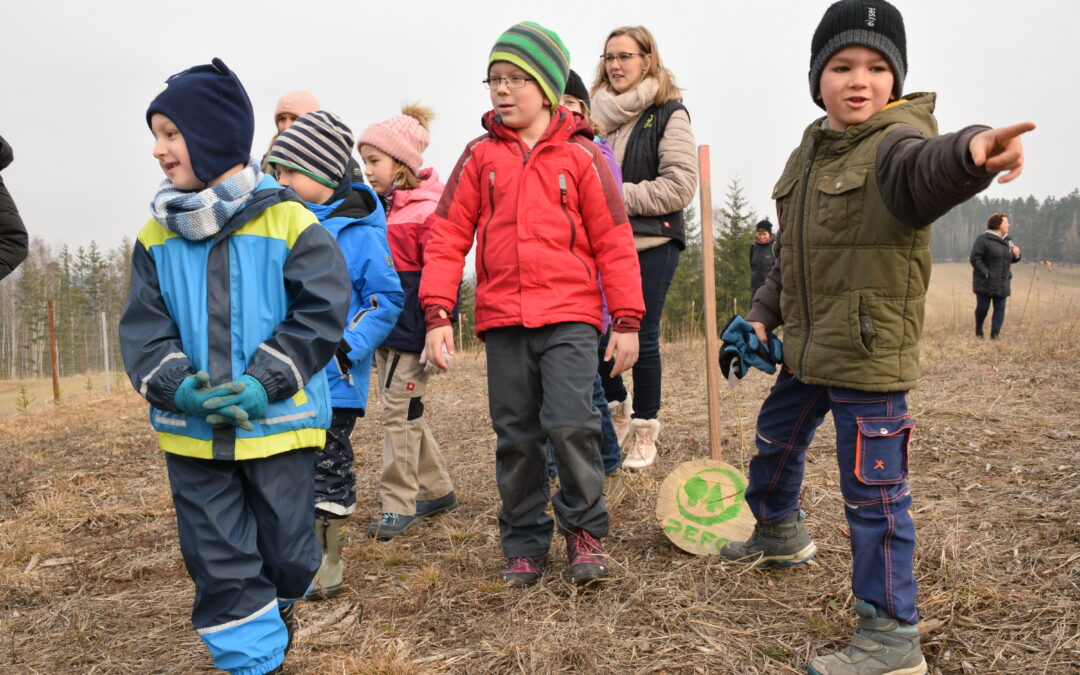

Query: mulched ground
[[1, 317, 1077, 674]]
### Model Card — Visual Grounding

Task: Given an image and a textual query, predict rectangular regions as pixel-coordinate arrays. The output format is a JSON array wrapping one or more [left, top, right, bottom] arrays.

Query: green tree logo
[[677, 468, 746, 526]]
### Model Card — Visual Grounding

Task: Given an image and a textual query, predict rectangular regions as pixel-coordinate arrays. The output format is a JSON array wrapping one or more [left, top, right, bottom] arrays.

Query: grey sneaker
[[720, 509, 817, 567], [807, 602, 926, 675], [367, 513, 418, 540]]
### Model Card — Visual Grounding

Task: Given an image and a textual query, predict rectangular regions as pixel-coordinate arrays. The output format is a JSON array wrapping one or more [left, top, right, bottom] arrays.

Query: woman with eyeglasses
[[590, 25, 697, 470]]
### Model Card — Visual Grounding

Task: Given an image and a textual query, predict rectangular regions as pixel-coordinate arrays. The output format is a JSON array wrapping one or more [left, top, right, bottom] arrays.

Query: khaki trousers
[[374, 347, 454, 515]]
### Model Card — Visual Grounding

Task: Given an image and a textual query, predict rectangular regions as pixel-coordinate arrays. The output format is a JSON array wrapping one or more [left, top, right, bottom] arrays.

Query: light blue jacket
[[306, 183, 403, 411]]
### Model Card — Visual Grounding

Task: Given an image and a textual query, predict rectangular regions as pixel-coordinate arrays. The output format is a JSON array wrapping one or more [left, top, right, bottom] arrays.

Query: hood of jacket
[[306, 182, 384, 238], [480, 107, 595, 150]]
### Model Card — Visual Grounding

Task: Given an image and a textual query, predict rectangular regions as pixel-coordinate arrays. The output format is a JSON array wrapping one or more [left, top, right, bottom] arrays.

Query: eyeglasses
[[482, 76, 535, 90], [601, 52, 645, 65]]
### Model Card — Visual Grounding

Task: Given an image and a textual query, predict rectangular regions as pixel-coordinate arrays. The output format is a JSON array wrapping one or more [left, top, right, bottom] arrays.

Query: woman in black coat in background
[[0, 135, 29, 282], [970, 212, 1022, 339]]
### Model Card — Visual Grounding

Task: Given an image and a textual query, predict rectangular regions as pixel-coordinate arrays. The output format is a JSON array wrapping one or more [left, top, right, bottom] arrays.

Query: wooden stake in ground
[[47, 300, 60, 402], [656, 146, 754, 555]]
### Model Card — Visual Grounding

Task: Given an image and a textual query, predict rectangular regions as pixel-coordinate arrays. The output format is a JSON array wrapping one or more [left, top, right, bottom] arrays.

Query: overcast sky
[[2, 0, 1077, 252]]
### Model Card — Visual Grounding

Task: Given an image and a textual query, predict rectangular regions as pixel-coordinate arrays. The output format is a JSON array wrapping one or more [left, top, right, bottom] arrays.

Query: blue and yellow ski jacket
[[120, 175, 351, 461]]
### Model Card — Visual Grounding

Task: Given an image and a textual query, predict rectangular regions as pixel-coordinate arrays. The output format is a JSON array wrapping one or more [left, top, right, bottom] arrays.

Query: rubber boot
[[305, 514, 344, 601]]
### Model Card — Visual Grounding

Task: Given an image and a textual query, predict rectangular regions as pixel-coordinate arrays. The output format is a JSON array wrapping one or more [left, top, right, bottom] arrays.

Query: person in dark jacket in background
[[970, 212, 1021, 339], [749, 219, 775, 299], [0, 135, 28, 281]]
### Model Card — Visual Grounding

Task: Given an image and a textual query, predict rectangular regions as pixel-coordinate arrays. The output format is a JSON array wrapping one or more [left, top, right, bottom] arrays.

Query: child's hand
[[969, 122, 1036, 183], [604, 331, 639, 377], [748, 320, 769, 346], [424, 326, 455, 372]]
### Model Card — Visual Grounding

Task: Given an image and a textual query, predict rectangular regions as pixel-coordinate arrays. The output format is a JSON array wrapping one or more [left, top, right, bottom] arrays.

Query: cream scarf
[[591, 77, 660, 136]]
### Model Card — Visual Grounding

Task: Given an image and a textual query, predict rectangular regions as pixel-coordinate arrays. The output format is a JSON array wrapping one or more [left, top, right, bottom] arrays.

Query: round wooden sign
[[656, 459, 757, 556]]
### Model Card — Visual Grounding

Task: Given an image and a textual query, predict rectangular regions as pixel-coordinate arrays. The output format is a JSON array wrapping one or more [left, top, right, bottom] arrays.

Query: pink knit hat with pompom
[[357, 105, 432, 174]]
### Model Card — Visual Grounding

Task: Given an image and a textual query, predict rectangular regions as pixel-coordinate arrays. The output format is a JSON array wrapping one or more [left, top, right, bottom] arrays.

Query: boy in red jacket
[[420, 21, 644, 587]]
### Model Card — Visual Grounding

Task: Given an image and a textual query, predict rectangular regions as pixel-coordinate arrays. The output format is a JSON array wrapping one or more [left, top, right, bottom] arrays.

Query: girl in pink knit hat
[[260, 90, 320, 174], [358, 104, 459, 540]]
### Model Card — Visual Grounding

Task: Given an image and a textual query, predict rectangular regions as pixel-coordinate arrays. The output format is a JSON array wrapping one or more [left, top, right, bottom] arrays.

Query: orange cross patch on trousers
[[874, 459, 885, 470]]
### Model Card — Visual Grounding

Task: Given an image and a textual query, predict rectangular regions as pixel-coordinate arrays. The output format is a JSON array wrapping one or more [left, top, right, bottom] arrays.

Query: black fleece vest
[[620, 100, 688, 249]]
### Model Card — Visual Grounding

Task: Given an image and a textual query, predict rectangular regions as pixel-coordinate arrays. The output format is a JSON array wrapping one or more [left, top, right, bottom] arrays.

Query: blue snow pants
[[166, 449, 320, 674]]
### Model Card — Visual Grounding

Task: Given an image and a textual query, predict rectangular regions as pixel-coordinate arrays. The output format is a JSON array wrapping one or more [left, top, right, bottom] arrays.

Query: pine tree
[[661, 206, 702, 340], [714, 178, 757, 321]]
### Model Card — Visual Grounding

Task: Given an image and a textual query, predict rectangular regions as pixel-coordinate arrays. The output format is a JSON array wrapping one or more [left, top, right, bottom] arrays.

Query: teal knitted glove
[[173, 371, 243, 417], [204, 375, 269, 431]]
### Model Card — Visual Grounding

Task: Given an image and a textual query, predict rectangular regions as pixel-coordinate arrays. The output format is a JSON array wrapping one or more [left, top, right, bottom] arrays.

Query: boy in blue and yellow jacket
[[267, 110, 404, 600], [120, 59, 350, 675]]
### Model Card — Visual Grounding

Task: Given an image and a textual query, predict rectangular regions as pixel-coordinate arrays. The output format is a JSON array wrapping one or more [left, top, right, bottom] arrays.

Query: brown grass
[[1, 263, 1078, 674]]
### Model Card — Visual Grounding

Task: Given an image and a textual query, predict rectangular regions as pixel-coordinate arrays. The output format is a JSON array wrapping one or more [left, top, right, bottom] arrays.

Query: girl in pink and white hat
[[260, 90, 320, 174], [358, 104, 458, 540]]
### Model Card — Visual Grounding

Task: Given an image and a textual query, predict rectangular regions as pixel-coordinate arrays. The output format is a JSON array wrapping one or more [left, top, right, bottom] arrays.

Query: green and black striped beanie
[[489, 22, 570, 109]]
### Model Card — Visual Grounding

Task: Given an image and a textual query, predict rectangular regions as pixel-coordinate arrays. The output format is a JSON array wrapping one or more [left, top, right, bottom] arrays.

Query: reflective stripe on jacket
[[308, 183, 403, 410]]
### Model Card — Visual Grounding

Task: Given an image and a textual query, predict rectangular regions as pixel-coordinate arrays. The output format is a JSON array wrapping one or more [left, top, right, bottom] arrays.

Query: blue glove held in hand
[[173, 371, 240, 417], [204, 375, 268, 431], [719, 316, 783, 379]]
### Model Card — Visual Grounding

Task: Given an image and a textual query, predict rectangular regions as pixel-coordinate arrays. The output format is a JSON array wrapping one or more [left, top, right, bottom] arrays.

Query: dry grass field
[[1, 262, 1078, 674]]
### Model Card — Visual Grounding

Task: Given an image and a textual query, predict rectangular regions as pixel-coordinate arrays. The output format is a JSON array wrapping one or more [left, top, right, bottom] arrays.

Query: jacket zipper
[[349, 296, 379, 330], [478, 171, 495, 281], [559, 173, 592, 280], [796, 141, 818, 375]]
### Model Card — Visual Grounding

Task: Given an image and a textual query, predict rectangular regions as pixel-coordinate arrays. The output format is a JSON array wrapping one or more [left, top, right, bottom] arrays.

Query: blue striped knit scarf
[[150, 163, 262, 241]]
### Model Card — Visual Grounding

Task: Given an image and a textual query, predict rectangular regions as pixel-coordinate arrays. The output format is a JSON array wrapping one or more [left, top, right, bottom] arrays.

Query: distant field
[[924, 261, 1080, 329], [1, 262, 1076, 420]]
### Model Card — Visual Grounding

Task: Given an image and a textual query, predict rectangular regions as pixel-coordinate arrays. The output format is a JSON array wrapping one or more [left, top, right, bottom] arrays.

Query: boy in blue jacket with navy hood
[[268, 111, 404, 602], [121, 60, 351, 674]]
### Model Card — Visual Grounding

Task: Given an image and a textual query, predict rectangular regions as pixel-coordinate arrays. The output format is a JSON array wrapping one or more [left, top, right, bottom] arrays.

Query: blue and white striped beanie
[[268, 111, 354, 187]]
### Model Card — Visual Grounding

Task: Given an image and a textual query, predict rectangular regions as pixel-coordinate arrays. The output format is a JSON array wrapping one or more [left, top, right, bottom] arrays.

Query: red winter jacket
[[420, 109, 644, 336]]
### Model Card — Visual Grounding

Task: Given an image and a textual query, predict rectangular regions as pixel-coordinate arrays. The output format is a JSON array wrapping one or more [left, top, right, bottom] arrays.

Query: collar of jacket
[[480, 107, 592, 150], [807, 92, 938, 155], [308, 182, 385, 237], [387, 167, 442, 214], [210, 174, 294, 244]]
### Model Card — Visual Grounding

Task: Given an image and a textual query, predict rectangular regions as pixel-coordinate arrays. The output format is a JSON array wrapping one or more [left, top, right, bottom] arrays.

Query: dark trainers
[[415, 492, 460, 518], [807, 602, 926, 675], [367, 513, 418, 540], [720, 509, 817, 567], [280, 602, 297, 655], [565, 530, 609, 586], [501, 555, 547, 587]]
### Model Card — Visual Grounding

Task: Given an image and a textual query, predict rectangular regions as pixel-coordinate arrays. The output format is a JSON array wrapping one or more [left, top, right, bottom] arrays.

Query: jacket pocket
[[849, 293, 878, 357], [558, 173, 592, 280], [816, 168, 868, 230], [477, 171, 495, 282], [771, 174, 798, 226], [854, 415, 913, 485]]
